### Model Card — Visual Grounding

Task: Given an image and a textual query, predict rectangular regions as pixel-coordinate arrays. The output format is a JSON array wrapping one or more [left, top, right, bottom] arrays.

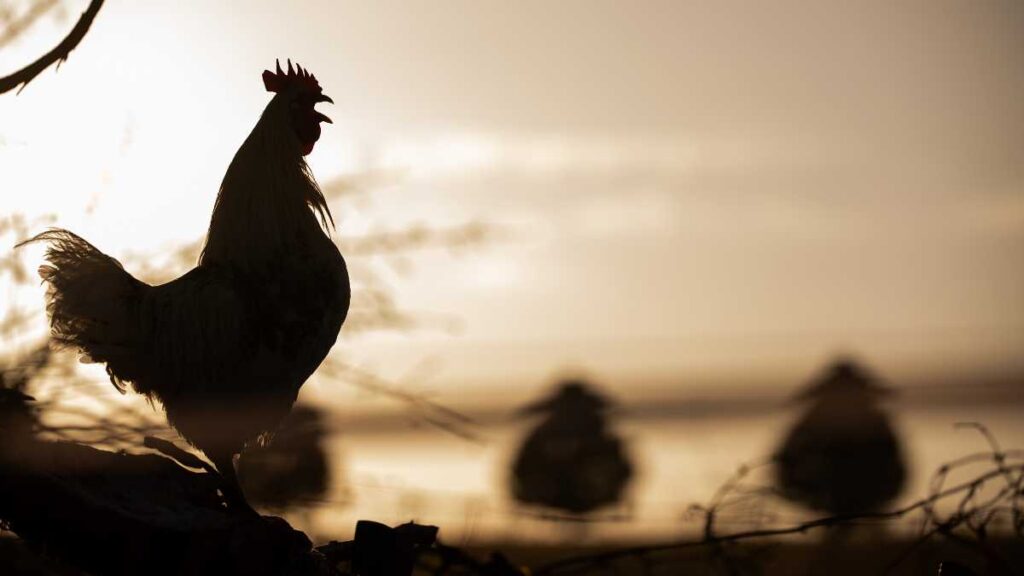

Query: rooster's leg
[[211, 451, 259, 518]]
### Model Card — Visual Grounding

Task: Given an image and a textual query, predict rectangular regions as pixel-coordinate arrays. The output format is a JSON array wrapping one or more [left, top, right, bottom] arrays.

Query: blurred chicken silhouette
[[237, 404, 334, 511], [774, 357, 906, 516], [510, 379, 633, 516], [0, 345, 49, 443], [20, 60, 349, 515]]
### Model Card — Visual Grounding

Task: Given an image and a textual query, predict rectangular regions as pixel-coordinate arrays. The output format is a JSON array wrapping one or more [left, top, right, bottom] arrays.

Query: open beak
[[314, 93, 333, 123]]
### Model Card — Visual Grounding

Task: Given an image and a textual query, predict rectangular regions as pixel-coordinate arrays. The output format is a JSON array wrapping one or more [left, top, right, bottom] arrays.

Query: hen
[[511, 379, 633, 516], [23, 60, 349, 514], [774, 358, 906, 516]]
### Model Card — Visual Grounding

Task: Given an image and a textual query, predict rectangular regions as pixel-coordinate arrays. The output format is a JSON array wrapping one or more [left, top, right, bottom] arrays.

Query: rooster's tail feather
[[19, 229, 145, 392]]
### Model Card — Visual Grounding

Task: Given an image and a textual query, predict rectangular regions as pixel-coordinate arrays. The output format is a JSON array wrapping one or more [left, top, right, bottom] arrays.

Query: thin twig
[[534, 463, 1024, 575], [320, 359, 483, 443], [0, 0, 105, 95]]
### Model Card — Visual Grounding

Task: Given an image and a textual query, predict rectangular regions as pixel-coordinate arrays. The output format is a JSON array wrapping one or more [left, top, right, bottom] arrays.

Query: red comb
[[262, 59, 323, 94]]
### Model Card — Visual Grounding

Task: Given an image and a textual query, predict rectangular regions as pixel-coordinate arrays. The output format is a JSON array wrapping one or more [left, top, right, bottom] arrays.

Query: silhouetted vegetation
[[536, 422, 1022, 575], [239, 404, 337, 512]]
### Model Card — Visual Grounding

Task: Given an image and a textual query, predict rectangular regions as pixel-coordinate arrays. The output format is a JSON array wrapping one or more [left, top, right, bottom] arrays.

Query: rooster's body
[[26, 61, 347, 513]]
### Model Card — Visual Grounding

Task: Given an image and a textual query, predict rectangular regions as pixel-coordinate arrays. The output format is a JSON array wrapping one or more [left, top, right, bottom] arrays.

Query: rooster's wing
[[129, 266, 249, 400]]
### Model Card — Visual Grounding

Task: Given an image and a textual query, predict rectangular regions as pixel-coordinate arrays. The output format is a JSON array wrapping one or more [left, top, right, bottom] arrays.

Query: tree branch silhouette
[[0, 0, 104, 95]]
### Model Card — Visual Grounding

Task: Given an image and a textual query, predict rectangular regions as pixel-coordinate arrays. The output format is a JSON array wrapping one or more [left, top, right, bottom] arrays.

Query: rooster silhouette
[[22, 60, 349, 515]]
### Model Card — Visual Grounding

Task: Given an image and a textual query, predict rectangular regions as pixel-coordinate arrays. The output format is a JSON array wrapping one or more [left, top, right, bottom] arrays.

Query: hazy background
[[1, 0, 1022, 542]]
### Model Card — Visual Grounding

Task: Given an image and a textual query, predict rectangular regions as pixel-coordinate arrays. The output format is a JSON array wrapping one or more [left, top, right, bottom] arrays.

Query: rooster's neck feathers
[[200, 94, 333, 268]]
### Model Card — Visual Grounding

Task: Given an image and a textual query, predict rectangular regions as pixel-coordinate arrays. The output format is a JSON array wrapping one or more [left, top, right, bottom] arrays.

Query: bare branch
[[320, 358, 483, 443], [0, 0, 105, 96], [535, 457, 1024, 575]]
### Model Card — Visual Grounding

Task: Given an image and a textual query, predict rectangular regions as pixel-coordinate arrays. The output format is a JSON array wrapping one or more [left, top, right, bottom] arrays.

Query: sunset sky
[[2, 0, 1022, 402]]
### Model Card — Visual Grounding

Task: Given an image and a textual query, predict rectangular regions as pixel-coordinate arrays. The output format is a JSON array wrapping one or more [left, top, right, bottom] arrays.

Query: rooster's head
[[263, 59, 333, 156]]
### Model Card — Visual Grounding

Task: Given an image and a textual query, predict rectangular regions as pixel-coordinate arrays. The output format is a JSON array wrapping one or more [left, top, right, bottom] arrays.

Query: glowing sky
[[2, 0, 1022, 396]]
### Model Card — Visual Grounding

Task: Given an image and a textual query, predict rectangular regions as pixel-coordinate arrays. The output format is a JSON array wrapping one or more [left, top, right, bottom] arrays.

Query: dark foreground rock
[[0, 432, 335, 576]]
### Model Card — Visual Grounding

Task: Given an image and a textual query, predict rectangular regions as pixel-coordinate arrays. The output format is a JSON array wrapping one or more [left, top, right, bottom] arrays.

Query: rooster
[[21, 60, 349, 515]]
